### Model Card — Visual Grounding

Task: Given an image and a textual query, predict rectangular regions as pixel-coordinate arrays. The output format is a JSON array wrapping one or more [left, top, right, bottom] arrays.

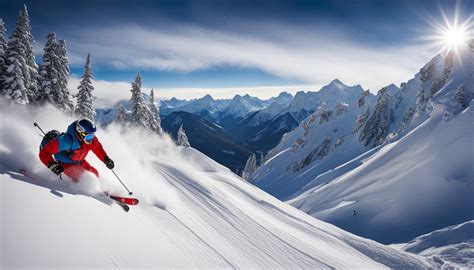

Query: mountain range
[[96, 79, 367, 173]]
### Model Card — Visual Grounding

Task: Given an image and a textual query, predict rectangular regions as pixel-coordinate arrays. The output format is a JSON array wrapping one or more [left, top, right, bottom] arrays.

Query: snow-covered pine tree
[[453, 84, 466, 108], [116, 104, 129, 123], [177, 125, 190, 147], [74, 52, 95, 120], [130, 72, 147, 126], [149, 88, 162, 133], [0, 19, 6, 92], [56, 39, 73, 111], [242, 154, 257, 181], [129, 72, 158, 131], [38, 33, 73, 111], [2, 10, 30, 103], [2, 6, 39, 102], [38, 32, 59, 105], [18, 5, 39, 102]]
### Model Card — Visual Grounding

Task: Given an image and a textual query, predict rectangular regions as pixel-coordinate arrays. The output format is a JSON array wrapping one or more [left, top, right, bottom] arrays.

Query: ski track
[[157, 166, 318, 268], [165, 210, 237, 269], [0, 100, 437, 268]]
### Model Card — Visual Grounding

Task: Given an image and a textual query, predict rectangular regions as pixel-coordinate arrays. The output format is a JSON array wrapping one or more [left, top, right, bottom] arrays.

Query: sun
[[441, 25, 469, 50], [422, 6, 473, 56]]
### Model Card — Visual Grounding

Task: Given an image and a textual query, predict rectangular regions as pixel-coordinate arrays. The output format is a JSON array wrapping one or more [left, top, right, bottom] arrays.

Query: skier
[[39, 119, 115, 182]]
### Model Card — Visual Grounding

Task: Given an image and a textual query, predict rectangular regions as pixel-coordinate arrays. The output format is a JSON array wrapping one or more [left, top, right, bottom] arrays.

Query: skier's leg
[[81, 160, 99, 178], [63, 164, 85, 183]]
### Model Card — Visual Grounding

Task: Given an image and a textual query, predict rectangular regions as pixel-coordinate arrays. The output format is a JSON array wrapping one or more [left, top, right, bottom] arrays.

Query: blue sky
[[0, 0, 472, 99]]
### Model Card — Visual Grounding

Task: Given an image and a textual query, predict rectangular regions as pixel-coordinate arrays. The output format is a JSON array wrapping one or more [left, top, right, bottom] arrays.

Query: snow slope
[[289, 102, 474, 244], [396, 221, 474, 268], [0, 101, 431, 269], [253, 44, 474, 245]]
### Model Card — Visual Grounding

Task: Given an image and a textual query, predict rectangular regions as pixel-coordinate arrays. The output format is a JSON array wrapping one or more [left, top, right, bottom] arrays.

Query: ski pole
[[33, 122, 46, 136], [34, 122, 63, 181], [110, 169, 133, 195]]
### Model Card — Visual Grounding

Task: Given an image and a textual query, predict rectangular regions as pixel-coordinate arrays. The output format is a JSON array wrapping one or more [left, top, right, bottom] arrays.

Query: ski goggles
[[79, 131, 95, 142]]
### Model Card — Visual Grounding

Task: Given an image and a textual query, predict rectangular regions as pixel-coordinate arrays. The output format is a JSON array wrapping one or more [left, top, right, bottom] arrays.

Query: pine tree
[[19, 5, 39, 102], [453, 84, 466, 108], [130, 72, 147, 125], [177, 125, 190, 147], [56, 39, 73, 111], [74, 53, 95, 120], [116, 104, 129, 123], [38, 33, 73, 111], [242, 154, 257, 181], [149, 88, 162, 133], [0, 19, 7, 92], [2, 6, 39, 102], [38, 32, 59, 104], [129, 72, 158, 131], [2, 11, 29, 103]]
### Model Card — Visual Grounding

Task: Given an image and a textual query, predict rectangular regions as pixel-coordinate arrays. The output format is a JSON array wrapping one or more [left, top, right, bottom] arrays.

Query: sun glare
[[443, 27, 468, 49], [423, 5, 473, 58]]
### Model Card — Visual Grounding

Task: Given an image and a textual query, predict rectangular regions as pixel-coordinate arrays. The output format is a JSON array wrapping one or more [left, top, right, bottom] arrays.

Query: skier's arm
[[91, 137, 108, 162], [92, 137, 114, 169], [39, 140, 59, 166], [39, 135, 72, 166]]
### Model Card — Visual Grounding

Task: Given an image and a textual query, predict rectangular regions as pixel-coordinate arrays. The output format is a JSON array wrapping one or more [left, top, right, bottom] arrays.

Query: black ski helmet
[[76, 118, 96, 144]]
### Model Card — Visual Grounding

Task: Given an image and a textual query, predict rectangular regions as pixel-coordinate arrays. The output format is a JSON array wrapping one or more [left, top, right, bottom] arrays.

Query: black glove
[[104, 156, 114, 169], [48, 161, 64, 175]]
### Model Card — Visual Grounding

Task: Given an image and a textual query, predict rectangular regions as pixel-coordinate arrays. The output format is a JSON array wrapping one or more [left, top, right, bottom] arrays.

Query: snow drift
[[396, 220, 474, 269], [0, 100, 431, 268]]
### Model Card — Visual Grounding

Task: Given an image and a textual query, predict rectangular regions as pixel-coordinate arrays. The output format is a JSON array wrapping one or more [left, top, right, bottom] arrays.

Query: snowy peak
[[319, 79, 365, 96], [173, 94, 227, 117], [269, 91, 293, 106], [287, 79, 365, 121], [200, 94, 214, 103], [221, 94, 266, 118], [191, 94, 215, 107], [383, 83, 399, 95], [327, 78, 346, 89]]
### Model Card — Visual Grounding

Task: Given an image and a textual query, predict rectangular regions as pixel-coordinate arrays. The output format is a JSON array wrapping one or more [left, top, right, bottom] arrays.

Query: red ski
[[109, 195, 139, 206]]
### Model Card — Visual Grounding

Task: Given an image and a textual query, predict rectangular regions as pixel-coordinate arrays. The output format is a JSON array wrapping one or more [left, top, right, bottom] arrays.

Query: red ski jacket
[[39, 135, 108, 166]]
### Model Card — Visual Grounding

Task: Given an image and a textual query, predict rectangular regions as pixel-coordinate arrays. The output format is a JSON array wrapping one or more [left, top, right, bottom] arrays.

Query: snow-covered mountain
[[167, 94, 231, 121], [252, 43, 473, 245], [267, 91, 294, 105], [238, 111, 299, 154], [287, 79, 366, 121], [161, 111, 252, 172], [222, 94, 269, 118], [252, 89, 376, 199], [225, 81, 366, 155], [160, 97, 192, 115], [0, 100, 433, 269], [217, 94, 271, 128]]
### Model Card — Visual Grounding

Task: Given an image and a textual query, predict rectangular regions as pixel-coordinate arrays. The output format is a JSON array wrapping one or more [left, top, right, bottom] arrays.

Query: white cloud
[[69, 76, 131, 108], [66, 22, 437, 99]]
